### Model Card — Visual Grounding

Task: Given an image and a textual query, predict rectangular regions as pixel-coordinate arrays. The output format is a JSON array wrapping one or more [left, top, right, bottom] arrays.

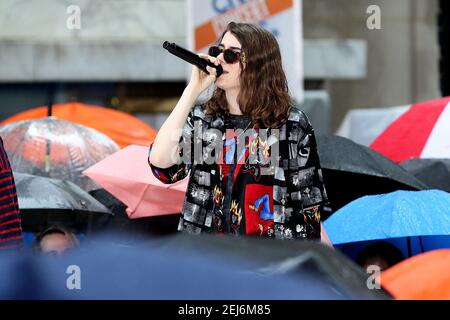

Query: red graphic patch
[[244, 184, 274, 236]]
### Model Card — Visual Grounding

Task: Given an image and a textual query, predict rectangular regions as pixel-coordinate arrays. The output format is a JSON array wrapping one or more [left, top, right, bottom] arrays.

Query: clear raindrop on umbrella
[[324, 189, 450, 258], [14, 172, 112, 233], [0, 117, 120, 191]]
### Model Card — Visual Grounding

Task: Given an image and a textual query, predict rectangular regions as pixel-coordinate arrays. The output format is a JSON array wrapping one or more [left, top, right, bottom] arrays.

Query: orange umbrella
[[380, 249, 450, 299], [0, 102, 157, 148]]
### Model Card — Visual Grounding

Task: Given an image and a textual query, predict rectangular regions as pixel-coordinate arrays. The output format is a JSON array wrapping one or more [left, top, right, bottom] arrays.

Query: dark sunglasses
[[208, 46, 242, 64]]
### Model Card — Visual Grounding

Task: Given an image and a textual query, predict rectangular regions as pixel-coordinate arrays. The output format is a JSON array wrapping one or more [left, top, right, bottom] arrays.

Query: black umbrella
[[167, 234, 392, 300], [88, 188, 180, 237], [401, 158, 450, 192], [0, 233, 392, 299], [15, 173, 112, 233], [317, 135, 428, 219]]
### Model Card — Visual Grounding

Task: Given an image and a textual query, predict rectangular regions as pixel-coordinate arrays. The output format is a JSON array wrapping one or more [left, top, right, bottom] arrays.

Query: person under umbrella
[[356, 241, 405, 271], [0, 136, 23, 250], [14, 173, 112, 235], [33, 224, 79, 256]]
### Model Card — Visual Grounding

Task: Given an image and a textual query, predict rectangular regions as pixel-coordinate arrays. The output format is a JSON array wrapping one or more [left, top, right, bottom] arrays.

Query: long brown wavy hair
[[204, 22, 293, 129]]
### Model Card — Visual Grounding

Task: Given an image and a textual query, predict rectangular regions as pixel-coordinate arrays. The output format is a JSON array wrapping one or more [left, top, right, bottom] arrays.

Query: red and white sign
[[186, 0, 303, 103]]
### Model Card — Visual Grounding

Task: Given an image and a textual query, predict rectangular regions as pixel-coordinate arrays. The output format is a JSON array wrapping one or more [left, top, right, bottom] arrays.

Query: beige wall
[[303, 0, 440, 131], [0, 0, 440, 131]]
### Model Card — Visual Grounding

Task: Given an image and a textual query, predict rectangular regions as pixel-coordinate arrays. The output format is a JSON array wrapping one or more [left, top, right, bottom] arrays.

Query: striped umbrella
[[371, 97, 450, 163]]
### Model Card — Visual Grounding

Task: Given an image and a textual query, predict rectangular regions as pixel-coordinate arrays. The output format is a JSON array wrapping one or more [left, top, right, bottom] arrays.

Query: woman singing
[[149, 22, 329, 242]]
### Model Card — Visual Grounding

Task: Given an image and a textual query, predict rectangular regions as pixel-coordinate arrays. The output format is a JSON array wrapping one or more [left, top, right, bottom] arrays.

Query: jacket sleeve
[[278, 110, 328, 240], [148, 108, 196, 184], [0, 138, 23, 250]]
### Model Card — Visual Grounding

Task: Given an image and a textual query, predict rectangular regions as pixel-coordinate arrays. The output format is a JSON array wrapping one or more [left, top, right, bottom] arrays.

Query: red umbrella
[[371, 97, 450, 163]]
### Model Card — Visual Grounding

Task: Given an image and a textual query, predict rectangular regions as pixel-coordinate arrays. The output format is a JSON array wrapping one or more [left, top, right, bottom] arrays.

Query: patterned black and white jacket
[[149, 105, 328, 240]]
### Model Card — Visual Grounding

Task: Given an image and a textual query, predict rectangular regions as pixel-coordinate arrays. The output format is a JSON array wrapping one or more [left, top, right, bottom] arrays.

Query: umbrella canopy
[[0, 102, 157, 148], [83, 145, 188, 218], [15, 173, 111, 233], [89, 188, 180, 236], [0, 117, 119, 191], [316, 135, 427, 218], [371, 96, 450, 162], [86, 137, 426, 220], [168, 233, 391, 300], [0, 233, 392, 299], [324, 190, 450, 257], [336, 105, 410, 146], [401, 158, 450, 192], [380, 249, 450, 300]]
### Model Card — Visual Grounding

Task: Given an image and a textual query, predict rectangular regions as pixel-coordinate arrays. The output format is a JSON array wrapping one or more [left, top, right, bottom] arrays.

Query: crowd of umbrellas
[[1, 98, 450, 299]]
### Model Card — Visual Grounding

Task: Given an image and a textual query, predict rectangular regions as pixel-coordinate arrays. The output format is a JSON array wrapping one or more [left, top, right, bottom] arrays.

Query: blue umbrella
[[324, 190, 450, 258], [0, 233, 391, 300]]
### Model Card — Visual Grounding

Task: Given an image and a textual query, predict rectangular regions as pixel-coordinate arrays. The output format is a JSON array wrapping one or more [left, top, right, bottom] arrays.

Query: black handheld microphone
[[163, 41, 223, 77]]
